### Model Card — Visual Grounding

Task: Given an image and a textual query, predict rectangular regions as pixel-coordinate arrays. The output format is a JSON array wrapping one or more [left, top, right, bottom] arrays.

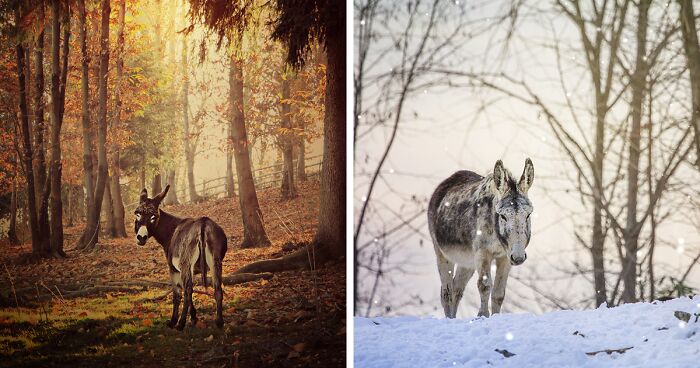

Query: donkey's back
[[427, 170, 485, 250]]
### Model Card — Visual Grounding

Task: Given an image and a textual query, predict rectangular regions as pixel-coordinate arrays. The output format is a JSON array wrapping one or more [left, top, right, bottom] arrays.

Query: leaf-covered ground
[[0, 180, 345, 367]]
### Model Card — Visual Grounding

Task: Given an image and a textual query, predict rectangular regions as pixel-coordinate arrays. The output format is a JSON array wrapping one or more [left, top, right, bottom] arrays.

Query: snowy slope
[[355, 297, 700, 368]]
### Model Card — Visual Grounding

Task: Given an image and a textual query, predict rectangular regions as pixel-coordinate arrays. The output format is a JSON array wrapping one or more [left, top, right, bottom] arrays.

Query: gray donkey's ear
[[152, 185, 170, 206], [139, 188, 148, 203], [492, 160, 508, 195], [518, 158, 534, 193]]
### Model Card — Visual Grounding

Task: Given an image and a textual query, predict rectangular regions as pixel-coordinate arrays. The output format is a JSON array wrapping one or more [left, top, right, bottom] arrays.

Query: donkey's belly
[[440, 244, 476, 268]]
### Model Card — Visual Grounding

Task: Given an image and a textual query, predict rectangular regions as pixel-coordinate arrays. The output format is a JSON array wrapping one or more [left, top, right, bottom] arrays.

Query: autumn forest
[[0, 0, 345, 366]]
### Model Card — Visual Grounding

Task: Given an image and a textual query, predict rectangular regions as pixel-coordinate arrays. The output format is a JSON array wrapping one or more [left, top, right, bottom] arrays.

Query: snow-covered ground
[[355, 297, 700, 368]]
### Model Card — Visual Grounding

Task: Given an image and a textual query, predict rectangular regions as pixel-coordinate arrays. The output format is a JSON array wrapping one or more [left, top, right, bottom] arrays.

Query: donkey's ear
[[139, 188, 148, 203], [518, 158, 534, 193], [153, 185, 170, 206], [492, 160, 508, 194]]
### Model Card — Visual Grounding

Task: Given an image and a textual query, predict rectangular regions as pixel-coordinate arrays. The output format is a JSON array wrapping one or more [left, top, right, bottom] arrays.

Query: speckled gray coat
[[428, 159, 534, 318]]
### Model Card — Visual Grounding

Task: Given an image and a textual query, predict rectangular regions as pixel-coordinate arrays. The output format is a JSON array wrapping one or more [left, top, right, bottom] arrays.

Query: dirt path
[[0, 181, 345, 367]]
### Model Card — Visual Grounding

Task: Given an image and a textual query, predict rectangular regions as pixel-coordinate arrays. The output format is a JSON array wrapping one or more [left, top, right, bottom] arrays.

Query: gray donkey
[[428, 159, 534, 318], [134, 185, 228, 330]]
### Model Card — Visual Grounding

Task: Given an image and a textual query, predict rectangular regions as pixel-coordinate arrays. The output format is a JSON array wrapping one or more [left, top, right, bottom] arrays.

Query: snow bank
[[355, 297, 700, 367]]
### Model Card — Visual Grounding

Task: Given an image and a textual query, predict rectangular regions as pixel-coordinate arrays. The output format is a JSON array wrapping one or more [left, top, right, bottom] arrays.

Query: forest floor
[[0, 180, 345, 367]]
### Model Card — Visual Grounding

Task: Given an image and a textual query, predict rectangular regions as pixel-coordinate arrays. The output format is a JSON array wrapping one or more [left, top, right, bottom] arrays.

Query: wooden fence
[[125, 154, 323, 209]]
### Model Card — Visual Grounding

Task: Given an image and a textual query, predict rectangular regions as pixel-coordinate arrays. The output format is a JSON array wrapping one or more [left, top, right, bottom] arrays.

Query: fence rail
[[125, 154, 323, 210]]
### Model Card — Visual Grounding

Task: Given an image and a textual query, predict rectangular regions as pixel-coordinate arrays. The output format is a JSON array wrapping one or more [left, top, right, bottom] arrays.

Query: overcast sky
[[354, 0, 700, 318]]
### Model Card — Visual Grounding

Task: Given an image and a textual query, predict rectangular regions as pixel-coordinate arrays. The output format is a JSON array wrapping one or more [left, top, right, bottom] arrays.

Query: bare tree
[[679, 0, 700, 168], [354, 0, 492, 315]]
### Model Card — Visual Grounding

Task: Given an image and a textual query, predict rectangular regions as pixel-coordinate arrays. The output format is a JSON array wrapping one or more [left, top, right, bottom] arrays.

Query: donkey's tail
[[199, 223, 208, 290]]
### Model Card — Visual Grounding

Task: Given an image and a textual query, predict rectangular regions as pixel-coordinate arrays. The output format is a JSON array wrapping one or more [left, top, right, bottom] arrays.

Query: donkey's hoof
[[166, 320, 176, 329], [190, 318, 198, 327], [216, 319, 224, 328], [175, 323, 186, 331], [477, 311, 490, 318]]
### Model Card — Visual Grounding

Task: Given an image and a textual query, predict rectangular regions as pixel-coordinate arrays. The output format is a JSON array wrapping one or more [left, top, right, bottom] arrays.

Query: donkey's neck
[[152, 209, 183, 251]]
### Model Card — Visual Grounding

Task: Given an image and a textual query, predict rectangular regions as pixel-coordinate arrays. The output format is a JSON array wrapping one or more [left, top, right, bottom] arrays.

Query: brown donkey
[[134, 185, 228, 330]]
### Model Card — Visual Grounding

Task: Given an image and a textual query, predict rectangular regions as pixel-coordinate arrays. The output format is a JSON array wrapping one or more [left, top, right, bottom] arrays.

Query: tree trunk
[[297, 135, 307, 182], [229, 51, 270, 248], [313, 27, 346, 259], [163, 169, 180, 205], [591, 103, 607, 307], [140, 164, 146, 190], [108, 0, 127, 238], [66, 185, 74, 227], [102, 175, 116, 237], [77, 0, 95, 233], [680, 0, 700, 169], [7, 176, 20, 245], [226, 115, 236, 198], [622, 0, 649, 304], [237, 13, 346, 273], [182, 35, 202, 203], [15, 2, 42, 255], [33, 2, 47, 213], [152, 172, 163, 195], [48, 0, 69, 257], [280, 66, 297, 199], [77, 0, 110, 251], [31, 3, 51, 255]]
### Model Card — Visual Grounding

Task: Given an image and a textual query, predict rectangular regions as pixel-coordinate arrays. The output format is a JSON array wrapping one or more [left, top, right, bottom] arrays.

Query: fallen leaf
[[204, 334, 214, 342], [292, 343, 306, 352], [141, 319, 153, 327], [287, 351, 300, 359], [78, 311, 88, 317]]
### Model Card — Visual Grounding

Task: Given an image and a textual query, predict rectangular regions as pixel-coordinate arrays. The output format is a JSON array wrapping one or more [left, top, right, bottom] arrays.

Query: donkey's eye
[[135, 213, 141, 221], [150, 215, 156, 223], [499, 214, 507, 222]]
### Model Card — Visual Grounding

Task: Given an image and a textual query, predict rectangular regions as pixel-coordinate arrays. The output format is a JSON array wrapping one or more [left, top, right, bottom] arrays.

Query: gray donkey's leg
[[475, 249, 493, 317], [167, 271, 181, 328], [435, 247, 456, 318], [491, 256, 511, 315], [450, 266, 474, 318]]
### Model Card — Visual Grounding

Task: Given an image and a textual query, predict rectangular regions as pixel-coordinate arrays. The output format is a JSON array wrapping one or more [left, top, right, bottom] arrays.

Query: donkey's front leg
[[491, 256, 511, 315], [435, 247, 456, 318], [475, 250, 492, 317], [167, 272, 181, 328]]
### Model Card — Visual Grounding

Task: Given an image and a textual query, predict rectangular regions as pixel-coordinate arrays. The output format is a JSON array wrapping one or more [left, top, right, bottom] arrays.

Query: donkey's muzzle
[[510, 253, 526, 266], [136, 235, 148, 245]]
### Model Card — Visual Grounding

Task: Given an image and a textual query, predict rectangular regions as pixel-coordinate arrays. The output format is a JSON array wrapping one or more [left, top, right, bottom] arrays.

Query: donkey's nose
[[136, 235, 147, 245], [510, 253, 526, 265]]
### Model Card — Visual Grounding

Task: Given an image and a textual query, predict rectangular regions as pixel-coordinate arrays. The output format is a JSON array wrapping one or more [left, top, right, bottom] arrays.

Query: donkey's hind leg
[[207, 245, 224, 328], [213, 258, 224, 328], [189, 302, 197, 325], [450, 266, 474, 318], [167, 271, 181, 328], [176, 275, 193, 331], [435, 247, 456, 318]]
